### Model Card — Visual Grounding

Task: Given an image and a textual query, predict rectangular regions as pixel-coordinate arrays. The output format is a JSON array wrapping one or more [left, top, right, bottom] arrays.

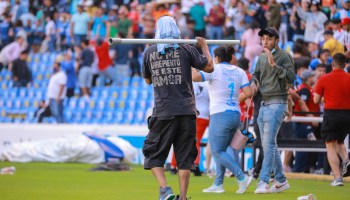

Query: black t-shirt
[[298, 88, 310, 102], [142, 44, 208, 117]]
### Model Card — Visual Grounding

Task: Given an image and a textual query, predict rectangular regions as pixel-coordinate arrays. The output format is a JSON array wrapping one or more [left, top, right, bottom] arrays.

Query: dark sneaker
[[174, 195, 191, 200], [342, 161, 350, 177], [159, 187, 175, 200], [192, 165, 202, 176], [170, 168, 178, 175]]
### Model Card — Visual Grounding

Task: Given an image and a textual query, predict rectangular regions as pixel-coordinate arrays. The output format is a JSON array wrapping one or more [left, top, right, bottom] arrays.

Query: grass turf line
[[0, 162, 349, 200]]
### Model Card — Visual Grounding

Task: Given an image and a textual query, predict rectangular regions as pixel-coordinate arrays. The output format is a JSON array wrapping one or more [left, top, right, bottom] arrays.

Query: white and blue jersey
[[200, 62, 249, 115]]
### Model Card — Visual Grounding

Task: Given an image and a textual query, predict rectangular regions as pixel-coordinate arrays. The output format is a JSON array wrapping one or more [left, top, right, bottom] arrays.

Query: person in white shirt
[[46, 62, 67, 123], [45, 15, 56, 52], [0, 35, 26, 70], [192, 45, 253, 194]]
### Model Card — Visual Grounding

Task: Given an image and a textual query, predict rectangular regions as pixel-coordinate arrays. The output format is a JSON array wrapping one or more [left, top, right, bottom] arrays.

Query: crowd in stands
[[0, 0, 349, 173]]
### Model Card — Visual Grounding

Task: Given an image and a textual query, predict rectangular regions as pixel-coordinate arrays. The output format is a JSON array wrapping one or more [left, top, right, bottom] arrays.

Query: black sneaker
[[170, 168, 178, 175], [174, 195, 191, 200], [192, 165, 202, 176]]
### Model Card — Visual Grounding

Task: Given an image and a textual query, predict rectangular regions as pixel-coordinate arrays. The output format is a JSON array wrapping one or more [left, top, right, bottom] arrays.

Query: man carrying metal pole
[[141, 16, 214, 200]]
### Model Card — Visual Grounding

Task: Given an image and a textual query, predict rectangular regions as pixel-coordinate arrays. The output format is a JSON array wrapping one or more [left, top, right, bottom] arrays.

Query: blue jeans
[[99, 65, 118, 86], [73, 34, 86, 46], [208, 25, 223, 40], [257, 103, 287, 183], [209, 110, 245, 185], [49, 98, 64, 123]]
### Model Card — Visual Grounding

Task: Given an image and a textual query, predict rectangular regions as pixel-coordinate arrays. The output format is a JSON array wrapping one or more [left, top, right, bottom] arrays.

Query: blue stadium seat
[[91, 87, 101, 98], [94, 110, 104, 121], [64, 110, 73, 123], [96, 98, 106, 111], [119, 88, 128, 100], [126, 100, 136, 111], [41, 52, 50, 63], [105, 111, 114, 122], [18, 88, 27, 98], [9, 88, 18, 98], [32, 53, 41, 63], [0, 80, 7, 90], [68, 97, 78, 110], [13, 98, 22, 109], [123, 110, 135, 125], [31, 98, 40, 108], [117, 99, 126, 111], [29, 62, 39, 72], [139, 89, 148, 100], [100, 88, 110, 99], [109, 87, 119, 99], [35, 88, 45, 100], [22, 98, 31, 108], [137, 99, 147, 110], [106, 98, 116, 110], [128, 88, 138, 100], [134, 110, 146, 124], [77, 98, 87, 111], [115, 109, 124, 123]]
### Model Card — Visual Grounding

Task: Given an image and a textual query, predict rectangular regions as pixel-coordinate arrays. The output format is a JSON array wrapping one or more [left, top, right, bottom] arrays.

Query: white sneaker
[[297, 194, 317, 200], [255, 181, 270, 194], [330, 178, 343, 186], [236, 175, 253, 194], [202, 184, 225, 193], [269, 180, 290, 193]]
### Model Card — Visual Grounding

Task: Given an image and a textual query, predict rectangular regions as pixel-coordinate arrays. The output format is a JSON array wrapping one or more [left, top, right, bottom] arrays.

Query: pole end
[[108, 38, 114, 45]]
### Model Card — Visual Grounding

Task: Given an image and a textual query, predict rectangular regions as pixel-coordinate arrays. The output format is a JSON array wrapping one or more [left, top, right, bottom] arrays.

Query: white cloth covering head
[[155, 15, 181, 54]]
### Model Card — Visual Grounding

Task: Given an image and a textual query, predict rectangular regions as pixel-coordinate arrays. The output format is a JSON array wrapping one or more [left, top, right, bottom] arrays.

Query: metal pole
[[108, 38, 240, 46]]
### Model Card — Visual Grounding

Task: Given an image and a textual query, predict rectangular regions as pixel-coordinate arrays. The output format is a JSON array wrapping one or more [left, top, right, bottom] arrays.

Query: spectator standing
[[44, 15, 56, 52], [266, 0, 281, 30], [240, 21, 263, 68], [78, 39, 94, 99], [61, 52, 76, 99], [207, 0, 225, 40], [251, 27, 295, 194], [142, 16, 213, 200], [0, 14, 14, 50], [91, 7, 109, 41], [42, 0, 56, 19], [11, 49, 32, 87], [70, 4, 90, 47], [113, 32, 131, 86], [226, 0, 245, 40], [94, 39, 118, 86], [296, 1, 328, 43], [339, 17, 350, 52], [46, 61, 67, 123], [314, 53, 350, 186], [0, 35, 26, 70], [116, 5, 132, 38], [189, 0, 207, 38], [128, 2, 140, 38]]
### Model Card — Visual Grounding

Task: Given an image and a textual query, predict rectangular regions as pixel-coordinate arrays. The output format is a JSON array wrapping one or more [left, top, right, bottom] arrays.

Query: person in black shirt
[[11, 50, 32, 87], [142, 16, 214, 200]]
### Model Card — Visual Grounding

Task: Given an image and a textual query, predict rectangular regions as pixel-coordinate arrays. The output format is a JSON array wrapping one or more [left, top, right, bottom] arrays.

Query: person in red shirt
[[293, 69, 321, 173], [94, 39, 118, 86], [314, 53, 350, 186]]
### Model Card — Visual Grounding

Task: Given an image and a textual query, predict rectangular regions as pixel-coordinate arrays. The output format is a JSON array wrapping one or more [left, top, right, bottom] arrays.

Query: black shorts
[[321, 110, 350, 143], [66, 88, 74, 98], [142, 115, 197, 170]]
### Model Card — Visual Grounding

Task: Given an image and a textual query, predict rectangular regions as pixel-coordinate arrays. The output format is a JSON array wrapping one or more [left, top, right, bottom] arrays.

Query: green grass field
[[0, 162, 349, 200]]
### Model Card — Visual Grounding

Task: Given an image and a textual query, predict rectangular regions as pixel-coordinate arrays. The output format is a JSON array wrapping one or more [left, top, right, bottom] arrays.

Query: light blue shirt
[[71, 12, 90, 35]]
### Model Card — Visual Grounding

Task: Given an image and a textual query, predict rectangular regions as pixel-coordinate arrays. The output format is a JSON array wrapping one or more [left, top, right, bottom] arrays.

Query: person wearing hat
[[250, 27, 295, 194], [142, 16, 213, 200], [314, 53, 350, 186], [330, 18, 345, 42], [296, 1, 328, 43], [339, 17, 350, 51], [293, 69, 321, 173], [323, 30, 345, 56]]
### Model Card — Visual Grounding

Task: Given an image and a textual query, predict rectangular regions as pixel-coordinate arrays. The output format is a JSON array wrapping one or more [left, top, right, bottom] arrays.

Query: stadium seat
[[117, 99, 126, 111], [115, 109, 124, 123], [5, 99, 14, 109], [9, 88, 18, 98], [13, 98, 23, 109], [128, 88, 138, 100], [68, 97, 78, 110], [18, 88, 27, 98], [41, 52, 50, 63], [23, 98, 31, 108], [106, 98, 116, 110], [126, 100, 136, 111], [96, 98, 106, 111], [134, 110, 146, 124], [109, 87, 119, 99], [77, 98, 87, 111], [123, 110, 135, 125]]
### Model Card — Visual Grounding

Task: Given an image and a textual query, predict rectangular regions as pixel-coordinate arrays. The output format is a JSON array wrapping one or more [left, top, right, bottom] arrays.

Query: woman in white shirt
[[192, 45, 253, 194]]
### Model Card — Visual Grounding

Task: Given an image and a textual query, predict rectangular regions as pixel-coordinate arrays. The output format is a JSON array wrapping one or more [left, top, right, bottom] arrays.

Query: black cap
[[258, 27, 279, 39], [324, 30, 334, 35]]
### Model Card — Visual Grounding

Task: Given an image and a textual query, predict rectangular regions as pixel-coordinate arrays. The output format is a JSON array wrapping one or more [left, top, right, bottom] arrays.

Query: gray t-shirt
[[142, 44, 208, 118]]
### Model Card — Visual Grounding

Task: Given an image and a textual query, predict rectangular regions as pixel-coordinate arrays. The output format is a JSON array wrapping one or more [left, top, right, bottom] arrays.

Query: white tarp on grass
[[0, 133, 137, 164]]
